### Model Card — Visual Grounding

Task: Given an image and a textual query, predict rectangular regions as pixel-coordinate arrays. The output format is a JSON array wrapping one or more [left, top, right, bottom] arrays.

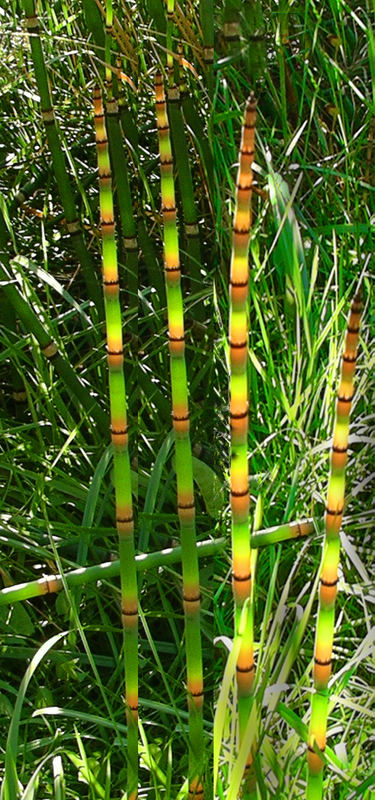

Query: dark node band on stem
[[165, 266, 181, 273], [326, 505, 344, 515], [178, 501, 195, 509], [172, 412, 189, 421], [233, 225, 251, 235], [347, 325, 360, 334], [343, 354, 357, 363], [332, 445, 348, 453], [190, 689, 204, 697], [337, 393, 354, 403], [183, 593, 201, 603], [230, 410, 248, 419], [229, 339, 247, 348], [230, 279, 248, 288], [314, 657, 332, 666], [111, 426, 128, 436], [233, 572, 251, 582], [122, 609, 138, 617], [117, 514, 133, 523], [236, 180, 253, 190], [168, 334, 185, 342], [320, 577, 338, 587], [236, 663, 255, 673], [101, 219, 115, 227], [231, 488, 249, 497], [160, 158, 174, 166], [104, 279, 119, 286]]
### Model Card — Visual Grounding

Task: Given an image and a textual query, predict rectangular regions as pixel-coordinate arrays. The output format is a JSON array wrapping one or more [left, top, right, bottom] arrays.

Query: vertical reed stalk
[[307, 288, 363, 800], [22, 0, 102, 314], [155, 72, 205, 798], [94, 87, 138, 800], [229, 95, 257, 796]]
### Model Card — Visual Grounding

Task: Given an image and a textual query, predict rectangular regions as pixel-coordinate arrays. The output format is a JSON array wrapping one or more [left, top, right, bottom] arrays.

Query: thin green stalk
[[155, 71, 205, 799], [229, 94, 257, 796], [0, 517, 322, 609], [94, 86, 138, 800], [307, 288, 363, 800], [0, 538, 226, 608], [199, 0, 214, 97], [167, 83, 204, 314], [22, 0, 102, 313], [106, 98, 138, 311]]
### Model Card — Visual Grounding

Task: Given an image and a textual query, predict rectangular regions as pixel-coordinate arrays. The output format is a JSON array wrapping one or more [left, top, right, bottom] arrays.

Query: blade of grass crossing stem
[[307, 288, 364, 800], [155, 72, 204, 799], [22, 0, 102, 314], [94, 87, 138, 800], [229, 94, 257, 798]]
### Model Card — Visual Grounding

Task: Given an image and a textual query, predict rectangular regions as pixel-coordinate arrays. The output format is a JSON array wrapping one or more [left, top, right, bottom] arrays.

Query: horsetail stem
[[105, 0, 114, 93], [22, 0, 102, 313], [0, 516, 321, 609], [166, 0, 175, 86], [155, 71, 205, 798], [93, 86, 138, 800], [307, 288, 363, 799], [229, 94, 257, 792]]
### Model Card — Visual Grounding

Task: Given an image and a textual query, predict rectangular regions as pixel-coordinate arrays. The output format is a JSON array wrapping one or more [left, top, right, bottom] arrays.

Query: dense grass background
[[0, 1, 374, 798]]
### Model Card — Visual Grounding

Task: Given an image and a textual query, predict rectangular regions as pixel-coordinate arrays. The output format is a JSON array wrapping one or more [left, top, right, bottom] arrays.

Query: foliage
[[0, 1, 374, 799]]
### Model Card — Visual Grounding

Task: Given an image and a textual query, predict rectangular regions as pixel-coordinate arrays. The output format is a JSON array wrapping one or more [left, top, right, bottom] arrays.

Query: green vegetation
[[0, 2, 374, 799]]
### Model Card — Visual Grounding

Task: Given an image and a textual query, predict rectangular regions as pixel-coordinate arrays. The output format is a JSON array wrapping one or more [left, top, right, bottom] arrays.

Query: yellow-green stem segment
[[94, 87, 138, 800], [155, 72, 204, 799], [307, 289, 363, 799], [229, 94, 257, 793]]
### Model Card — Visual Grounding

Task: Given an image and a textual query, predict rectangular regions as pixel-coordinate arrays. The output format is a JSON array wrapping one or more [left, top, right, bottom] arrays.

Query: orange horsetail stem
[[155, 72, 204, 798], [93, 87, 138, 800], [229, 94, 257, 793], [307, 289, 363, 799]]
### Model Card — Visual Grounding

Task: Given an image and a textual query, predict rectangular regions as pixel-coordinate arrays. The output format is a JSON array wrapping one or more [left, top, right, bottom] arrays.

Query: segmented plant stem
[[307, 289, 363, 800], [155, 72, 204, 799], [22, 0, 102, 313], [94, 87, 138, 800], [229, 95, 257, 793]]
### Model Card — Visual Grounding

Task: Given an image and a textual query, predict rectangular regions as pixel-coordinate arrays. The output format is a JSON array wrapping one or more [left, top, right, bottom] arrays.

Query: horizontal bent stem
[[0, 538, 225, 607], [0, 515, 325, 608]]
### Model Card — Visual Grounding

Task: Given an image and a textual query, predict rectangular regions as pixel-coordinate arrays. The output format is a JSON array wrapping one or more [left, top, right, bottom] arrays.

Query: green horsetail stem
[[0, 517, 320, 609], [22, 0, 102, 313], [229, 95, 257, 795], [155, 72, 205, 799], [93, 87, 138, 800], [0, 538, 225, 608], [307, 289, 363, 800]]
